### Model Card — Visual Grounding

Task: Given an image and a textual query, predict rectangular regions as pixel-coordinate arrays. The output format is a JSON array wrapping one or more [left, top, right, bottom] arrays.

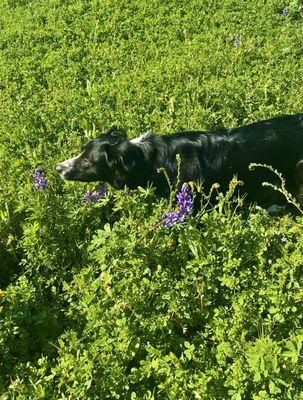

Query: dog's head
[[56, 127, 132, 188]]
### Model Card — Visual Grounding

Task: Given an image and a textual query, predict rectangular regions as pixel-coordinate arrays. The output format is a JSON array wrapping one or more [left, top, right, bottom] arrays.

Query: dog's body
[[56, 113, 303, 205]]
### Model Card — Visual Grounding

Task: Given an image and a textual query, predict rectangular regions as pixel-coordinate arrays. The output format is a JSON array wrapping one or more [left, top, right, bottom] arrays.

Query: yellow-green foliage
[[1, 0, 303, 398]]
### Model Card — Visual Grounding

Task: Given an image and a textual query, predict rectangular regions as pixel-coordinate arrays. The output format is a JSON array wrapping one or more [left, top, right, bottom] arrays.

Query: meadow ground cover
[[1, 0, 303, 398]]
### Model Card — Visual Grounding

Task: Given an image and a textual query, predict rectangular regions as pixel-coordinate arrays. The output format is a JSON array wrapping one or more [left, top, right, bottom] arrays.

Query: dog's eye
[[82, 157, 91, 166]]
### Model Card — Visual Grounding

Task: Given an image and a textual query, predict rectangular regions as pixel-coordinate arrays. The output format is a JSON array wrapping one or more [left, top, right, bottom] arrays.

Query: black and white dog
[[56, 113, 303, 206]]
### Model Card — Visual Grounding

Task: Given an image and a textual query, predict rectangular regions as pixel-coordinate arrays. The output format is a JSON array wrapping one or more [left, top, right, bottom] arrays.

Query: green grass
[[1, 0, 303, 398]]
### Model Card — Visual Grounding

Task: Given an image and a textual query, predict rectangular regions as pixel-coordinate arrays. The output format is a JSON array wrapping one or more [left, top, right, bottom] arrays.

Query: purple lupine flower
[[162, 183, 193, 228], [162, 211, 179, 228], [84, 181, 108, 202], [234, 34, 240, 47], [176, 183, 194, 216], [281, 236, 287, 243], [33, 169, 47, 190], [282, 7, 289, 16]]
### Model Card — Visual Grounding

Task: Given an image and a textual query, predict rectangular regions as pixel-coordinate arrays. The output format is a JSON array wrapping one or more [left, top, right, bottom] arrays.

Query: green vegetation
[[1, 0, 303, 398]]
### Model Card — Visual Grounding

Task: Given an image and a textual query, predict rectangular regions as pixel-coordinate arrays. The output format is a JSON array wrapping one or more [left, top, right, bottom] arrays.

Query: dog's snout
[[55, 157, 79, 180], [56, 164, 63, 173]]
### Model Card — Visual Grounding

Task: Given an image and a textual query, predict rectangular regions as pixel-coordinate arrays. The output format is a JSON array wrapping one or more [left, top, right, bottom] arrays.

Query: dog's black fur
[[56, 113, 303, 206]]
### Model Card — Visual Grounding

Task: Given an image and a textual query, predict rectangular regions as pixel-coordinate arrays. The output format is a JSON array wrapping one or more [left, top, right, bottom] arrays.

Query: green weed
[[1, 0, 303, 398]]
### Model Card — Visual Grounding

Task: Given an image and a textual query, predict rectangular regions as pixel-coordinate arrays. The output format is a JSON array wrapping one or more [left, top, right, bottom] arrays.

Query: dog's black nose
[[56, 165, 63, 173]]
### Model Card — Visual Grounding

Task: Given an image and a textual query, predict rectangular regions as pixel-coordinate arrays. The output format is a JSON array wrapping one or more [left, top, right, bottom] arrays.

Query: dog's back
[[134, 114, 303, 195]]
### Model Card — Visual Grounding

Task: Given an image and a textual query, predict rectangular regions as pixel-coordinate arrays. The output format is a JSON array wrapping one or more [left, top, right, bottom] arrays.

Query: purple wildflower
[[281, 236, 287, 243], [162, 183, 193, 228], [33, 169, 47, 190], [176, 183, 193, 216], [84, 181, 108, 202], [282, 7, 289, 16], [234, 34, 240, 47]]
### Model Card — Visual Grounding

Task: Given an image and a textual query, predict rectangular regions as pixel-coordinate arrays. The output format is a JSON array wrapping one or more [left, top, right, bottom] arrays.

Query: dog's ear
[[103, 142, 121, 166], [107, 126, 127, 141], [102, 127, 127, 166], [104, 144, 136, 173], [120, 151, 136, 172]]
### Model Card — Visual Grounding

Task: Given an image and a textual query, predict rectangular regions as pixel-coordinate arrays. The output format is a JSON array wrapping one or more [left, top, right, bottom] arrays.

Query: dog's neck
[[128, 131, 155, 162], [129, 130, 153, 144], [109, 139, 153, 190]]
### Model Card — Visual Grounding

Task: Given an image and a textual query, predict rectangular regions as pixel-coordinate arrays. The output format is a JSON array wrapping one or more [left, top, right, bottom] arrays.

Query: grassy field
[[1, 0, 303, 398]]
